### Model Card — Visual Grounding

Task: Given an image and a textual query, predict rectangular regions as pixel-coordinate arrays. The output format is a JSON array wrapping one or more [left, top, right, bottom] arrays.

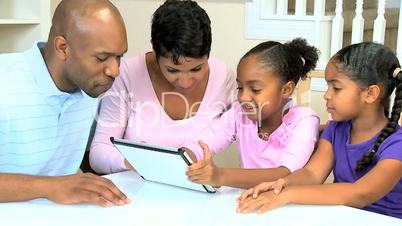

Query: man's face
[[64, 18, 128, 97]]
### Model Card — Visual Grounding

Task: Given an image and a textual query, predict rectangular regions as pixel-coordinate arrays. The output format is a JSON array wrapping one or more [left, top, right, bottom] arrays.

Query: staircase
[[287, 0, 399, 51], [340, 2, 399, 52]]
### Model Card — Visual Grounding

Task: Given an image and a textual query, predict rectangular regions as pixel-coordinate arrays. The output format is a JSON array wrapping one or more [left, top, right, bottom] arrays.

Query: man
[[0, 0, 130, 207]]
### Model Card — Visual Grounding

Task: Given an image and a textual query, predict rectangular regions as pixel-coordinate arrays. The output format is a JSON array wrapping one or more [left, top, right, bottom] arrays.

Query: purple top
[[321, 120, 402, 218]]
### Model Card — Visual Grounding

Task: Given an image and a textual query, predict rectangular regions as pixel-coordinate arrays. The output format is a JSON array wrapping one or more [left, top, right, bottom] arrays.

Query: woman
[[89, 0, 236, 174]]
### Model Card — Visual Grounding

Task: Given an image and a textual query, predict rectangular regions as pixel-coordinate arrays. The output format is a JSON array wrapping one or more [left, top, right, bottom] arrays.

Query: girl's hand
[[237, 178, 287, 203], [236, 190, 287, 214], [186, 141, 222, 187]]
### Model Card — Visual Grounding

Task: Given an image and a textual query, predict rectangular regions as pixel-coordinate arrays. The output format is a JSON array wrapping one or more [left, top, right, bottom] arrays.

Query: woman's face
[[157, 55, 209, 94]]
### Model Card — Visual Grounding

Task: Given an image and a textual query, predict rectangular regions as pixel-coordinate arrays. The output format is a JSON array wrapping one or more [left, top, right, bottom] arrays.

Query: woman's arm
[[89, 63, 131, 174], [182, 104, 238, 161]]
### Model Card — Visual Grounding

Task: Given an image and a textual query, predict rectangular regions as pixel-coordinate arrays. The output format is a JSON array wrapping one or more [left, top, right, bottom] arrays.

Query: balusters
[[314, 0, 326, 17], [373, 0, 387, 44], [295, 0, 307, 16], [351, 0, 364, 44], [331, 0, 344, 55], [276, 0, 288, 15]]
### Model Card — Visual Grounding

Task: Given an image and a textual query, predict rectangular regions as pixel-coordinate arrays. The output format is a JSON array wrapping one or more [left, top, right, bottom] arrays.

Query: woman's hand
[[186, 141, 223, 187]]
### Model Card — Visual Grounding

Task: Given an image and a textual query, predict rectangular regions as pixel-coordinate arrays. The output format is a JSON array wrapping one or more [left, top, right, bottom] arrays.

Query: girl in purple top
[[237, 42, 402, 219], [185, 38, 320, 189]]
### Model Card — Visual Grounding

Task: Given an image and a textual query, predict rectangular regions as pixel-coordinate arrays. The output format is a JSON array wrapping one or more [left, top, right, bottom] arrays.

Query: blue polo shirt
[[0, 42, 96, 176]]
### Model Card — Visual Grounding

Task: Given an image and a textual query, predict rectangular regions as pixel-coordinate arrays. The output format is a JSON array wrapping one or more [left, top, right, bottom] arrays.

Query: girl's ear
[[282, 81, 295, 98], [364, 84, 381, 103]]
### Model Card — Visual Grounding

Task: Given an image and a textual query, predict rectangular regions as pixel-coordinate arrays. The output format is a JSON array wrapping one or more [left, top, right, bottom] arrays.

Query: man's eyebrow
[[94, 51, 124, 56]]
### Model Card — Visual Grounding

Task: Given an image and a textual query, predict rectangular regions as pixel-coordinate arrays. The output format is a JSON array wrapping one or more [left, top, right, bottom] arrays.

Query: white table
[[0, 170, 400, 226]]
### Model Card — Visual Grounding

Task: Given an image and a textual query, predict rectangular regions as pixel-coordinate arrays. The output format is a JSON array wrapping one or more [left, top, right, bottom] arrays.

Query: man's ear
[[282, 81, 295, 98], [364, 84, 381, 103], [54, 36, 68, 60]]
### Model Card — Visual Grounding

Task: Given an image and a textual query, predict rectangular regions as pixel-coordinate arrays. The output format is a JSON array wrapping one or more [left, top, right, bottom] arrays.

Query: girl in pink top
[[185, 38, 320, 189], [89, 0, 236, 174]]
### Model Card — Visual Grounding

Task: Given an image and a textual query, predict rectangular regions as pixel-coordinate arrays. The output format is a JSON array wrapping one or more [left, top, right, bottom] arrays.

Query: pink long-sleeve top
[[183, 101, 320, 172], [89, 53, 236, 174]]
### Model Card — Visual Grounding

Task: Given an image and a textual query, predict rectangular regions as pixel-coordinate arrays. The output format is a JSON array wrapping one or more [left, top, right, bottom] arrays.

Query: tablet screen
[[111, 137, 215, 193]]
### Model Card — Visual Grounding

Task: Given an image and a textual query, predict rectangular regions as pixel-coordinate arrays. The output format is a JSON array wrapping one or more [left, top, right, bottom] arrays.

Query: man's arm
[[0, 173, 130, 207]]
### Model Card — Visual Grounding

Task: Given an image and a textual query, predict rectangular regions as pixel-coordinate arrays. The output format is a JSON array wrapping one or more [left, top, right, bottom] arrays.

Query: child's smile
[[241, 102, 257, 113]]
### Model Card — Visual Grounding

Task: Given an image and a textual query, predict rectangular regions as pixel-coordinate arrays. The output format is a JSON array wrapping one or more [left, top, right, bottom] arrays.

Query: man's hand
[[46, 173, 130, 207]]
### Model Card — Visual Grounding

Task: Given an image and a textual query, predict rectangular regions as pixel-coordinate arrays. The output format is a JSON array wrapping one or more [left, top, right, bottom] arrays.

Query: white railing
[[295, 0, 307, 16], [246, 0, 401, 121], [330, 0, 344, 55], [351, 0, 365, 44], [246, 0, 402, 65], [245, 0, 332, 70], [373, 0, 386, 44]]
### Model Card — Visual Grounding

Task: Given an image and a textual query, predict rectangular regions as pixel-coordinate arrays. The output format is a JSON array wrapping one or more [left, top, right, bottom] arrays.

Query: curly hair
[[151, 0, 211, 64], [240, 38, 320, 85]]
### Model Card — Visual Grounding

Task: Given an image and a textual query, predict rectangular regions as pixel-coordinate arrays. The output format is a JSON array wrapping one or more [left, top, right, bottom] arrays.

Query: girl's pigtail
[[287, 38, 319, 80]]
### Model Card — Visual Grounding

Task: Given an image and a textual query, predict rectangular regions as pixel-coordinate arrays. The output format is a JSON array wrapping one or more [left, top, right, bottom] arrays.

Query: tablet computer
[[110, 137, 216, 193]]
